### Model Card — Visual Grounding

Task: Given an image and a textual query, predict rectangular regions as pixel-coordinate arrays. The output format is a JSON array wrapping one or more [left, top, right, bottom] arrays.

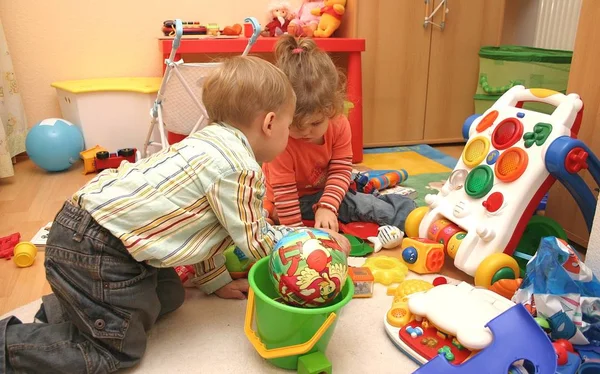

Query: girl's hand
[[319, 228, 351, 256], [315, 207, 339, 232]]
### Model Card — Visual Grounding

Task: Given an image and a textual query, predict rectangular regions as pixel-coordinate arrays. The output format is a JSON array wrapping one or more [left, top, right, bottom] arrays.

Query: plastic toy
[[342, 234, 373, 257], [399, 238, 445, 274], [312, 0, 346, 38], [405, 86, 600, 290], [362, 256, 408, 285], [348, 267, 374, 298], [206, 23, 220, 36], [0, 233, 20, 260], [224, 245, 255, 278], [367, 225, 404, 252], [162, 20, 207, 36], [94, 148, 136, 172], [432, 277, 447, 286], [269, 228, 348, 308], [174, 265, 195, 283], [488, 277, 522, 299], [80, 145, 107, 174], [302, 219, 379, 240], [13, 241, 37, 267], [386, 279, 433, 328], [245, 256, 353, 371], [384, 282, 558, 373], [412, 304, 557, 374], [25, 118, 84, 172], [354, 170, 408, 195], [222, 24, 243, 36]]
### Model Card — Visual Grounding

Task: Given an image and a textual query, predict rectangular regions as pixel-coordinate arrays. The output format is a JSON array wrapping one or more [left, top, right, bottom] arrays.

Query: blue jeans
[[0, 202, 185, 373], [299, 191, 417, 230]]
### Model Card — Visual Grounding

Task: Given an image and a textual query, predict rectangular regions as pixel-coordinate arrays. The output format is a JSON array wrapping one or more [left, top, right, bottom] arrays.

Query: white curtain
[[0, 17, 28, 179]]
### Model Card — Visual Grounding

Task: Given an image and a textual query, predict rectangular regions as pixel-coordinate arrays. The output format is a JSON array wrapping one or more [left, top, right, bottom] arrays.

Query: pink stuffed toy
[[288, 0, 324, 37]]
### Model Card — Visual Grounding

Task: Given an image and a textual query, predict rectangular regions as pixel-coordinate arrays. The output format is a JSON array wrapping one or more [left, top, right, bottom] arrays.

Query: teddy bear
[[312, 0, 346, 38], [263, 0, 294, 37], [288, 0, 324, 37]]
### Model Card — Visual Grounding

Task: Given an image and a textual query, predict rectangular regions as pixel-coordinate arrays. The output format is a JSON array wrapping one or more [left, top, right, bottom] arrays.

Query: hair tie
[[292, 47, 303, 54]]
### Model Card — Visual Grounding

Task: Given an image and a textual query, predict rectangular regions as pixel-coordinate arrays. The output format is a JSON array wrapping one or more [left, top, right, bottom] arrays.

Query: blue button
[[402, 247, 418, 264], [517, 112, 525, 118], [486, 150, 500, 165]]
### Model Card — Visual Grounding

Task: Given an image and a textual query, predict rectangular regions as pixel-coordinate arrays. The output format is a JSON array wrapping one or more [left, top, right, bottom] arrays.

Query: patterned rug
[[356, 145, 459, 207]]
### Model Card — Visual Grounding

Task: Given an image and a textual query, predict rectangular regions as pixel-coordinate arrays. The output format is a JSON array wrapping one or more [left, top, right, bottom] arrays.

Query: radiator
[[533, 0, 582, 51]]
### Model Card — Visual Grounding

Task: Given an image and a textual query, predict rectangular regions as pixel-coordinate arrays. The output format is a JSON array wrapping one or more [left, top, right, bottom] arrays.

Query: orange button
[[476, 110, 499, 132], [426, 248, 444, 273], [495, 148, 528, 182]]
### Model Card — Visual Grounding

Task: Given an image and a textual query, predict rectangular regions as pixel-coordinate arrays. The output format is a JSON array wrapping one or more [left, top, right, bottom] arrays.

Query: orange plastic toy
[[399, 238, 445, 274]]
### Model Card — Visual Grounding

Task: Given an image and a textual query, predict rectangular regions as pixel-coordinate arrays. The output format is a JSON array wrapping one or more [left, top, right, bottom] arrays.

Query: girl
[[263, 35, 416, 232]]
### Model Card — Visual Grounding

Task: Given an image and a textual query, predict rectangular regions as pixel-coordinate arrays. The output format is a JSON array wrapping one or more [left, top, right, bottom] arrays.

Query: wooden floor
[[0, 145, 465, 316]]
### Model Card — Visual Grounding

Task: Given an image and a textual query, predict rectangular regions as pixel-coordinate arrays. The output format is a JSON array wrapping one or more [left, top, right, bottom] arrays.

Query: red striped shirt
[[263, 115, 353, 226]]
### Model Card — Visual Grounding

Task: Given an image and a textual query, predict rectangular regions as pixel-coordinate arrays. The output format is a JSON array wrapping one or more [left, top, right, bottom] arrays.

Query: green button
[[465, 165, 494, 198]]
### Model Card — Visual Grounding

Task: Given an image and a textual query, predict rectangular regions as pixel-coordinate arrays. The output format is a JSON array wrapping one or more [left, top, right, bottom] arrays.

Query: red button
[[492, 118, 524, 150], [482, 192, 504, 212], [565, 147, 588, 173]]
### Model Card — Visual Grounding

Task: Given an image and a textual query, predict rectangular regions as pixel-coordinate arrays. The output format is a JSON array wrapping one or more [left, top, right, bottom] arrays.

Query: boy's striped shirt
[[73, 123, 292, 294]]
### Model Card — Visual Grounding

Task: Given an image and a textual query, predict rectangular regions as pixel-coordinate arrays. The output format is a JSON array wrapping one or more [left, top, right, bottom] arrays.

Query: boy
[[1, 56, 350, 373]]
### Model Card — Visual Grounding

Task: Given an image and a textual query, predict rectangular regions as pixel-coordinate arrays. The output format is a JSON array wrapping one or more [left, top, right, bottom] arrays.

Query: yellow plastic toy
[[362, 256, 408, 285], [13, 241, 37, 267], [386, 279, 433, 328], [399, 237, 445, 274], [80, 145, 107, 174]]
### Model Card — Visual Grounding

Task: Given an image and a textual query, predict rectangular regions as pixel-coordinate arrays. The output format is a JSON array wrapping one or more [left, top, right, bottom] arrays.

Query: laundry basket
[[474, 46, 573, 114]]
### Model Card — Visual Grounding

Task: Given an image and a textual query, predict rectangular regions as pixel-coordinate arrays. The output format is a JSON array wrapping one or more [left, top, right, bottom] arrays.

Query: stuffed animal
[[288, 0, 324, 37], [263, 0, 294, 37], [311, 0, 346, 38], [368, 225, 404, 253]]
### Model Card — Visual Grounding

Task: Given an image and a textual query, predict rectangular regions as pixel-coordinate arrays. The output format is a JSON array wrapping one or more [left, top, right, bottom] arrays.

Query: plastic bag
[[513, 237, 600, 345]]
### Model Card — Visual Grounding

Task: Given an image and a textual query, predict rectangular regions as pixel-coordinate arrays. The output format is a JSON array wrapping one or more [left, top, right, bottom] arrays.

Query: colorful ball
[[269, 228, 348, 308], [25, 118, 84, 172]]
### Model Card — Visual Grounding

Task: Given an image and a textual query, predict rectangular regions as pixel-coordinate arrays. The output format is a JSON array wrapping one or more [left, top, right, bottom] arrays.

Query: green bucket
[[245, 257, 354, 370]]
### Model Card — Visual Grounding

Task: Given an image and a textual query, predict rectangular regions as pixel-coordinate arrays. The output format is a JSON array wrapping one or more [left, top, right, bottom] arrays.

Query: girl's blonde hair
[[203, 55, 296, 127], [275, 35, 346, 128]]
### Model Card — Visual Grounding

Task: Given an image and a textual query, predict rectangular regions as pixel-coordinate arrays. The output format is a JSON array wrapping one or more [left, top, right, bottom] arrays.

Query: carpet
[[357, 145, 458, 206], [1, 257, 462, 374]]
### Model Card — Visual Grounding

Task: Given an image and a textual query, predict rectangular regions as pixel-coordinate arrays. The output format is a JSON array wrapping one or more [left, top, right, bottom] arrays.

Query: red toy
[[94, 148, 136, 172], [0, 233, 20, 260]]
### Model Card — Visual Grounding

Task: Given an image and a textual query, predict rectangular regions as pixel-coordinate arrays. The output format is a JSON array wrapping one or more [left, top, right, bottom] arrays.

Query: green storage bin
[[476, 46, 572, 96]]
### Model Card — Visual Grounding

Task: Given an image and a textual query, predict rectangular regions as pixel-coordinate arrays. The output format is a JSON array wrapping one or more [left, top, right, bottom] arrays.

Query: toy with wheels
[[25, 118, 84, 172], [405, 86, 600, 289]]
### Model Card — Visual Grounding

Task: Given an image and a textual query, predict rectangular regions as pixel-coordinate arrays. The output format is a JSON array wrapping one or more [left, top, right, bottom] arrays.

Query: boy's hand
[[214, 279, 249, 300], [315, 207, 339, 232], [319, 228, 351, 257]]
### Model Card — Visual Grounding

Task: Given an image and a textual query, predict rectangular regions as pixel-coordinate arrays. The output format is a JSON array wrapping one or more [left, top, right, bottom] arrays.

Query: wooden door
[[358, 0, 432, 147], [423, 0, 506, 143], [545, 0, 600, 247]]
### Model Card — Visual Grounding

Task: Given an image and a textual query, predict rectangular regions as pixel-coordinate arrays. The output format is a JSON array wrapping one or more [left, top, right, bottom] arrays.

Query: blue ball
[[25, 118, 84, 172]]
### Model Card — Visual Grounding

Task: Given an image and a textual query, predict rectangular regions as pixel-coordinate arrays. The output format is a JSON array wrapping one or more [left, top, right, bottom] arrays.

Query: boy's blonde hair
[[275, 35, 346, 128], [203, 56, 296, 127]]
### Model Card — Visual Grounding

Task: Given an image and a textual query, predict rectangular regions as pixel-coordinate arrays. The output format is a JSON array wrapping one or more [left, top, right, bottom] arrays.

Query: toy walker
[[143, 18, 261, 156], [405, 86, 600, 289]]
